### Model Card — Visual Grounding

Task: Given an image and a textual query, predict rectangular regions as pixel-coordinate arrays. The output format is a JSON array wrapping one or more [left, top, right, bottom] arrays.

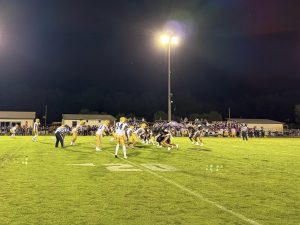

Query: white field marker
[[67, 163, 95, 167], [104, 163, 142, 172], [141, 163, 177, 172]]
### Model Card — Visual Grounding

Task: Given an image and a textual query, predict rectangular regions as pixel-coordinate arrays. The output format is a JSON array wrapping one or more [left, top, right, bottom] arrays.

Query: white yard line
[[67, 163, 95, 167], [101, 148, 262, 225]]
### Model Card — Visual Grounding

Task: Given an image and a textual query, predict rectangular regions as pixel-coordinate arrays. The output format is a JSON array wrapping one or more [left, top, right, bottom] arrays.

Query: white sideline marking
[[101, 148, 262, 225], [67, 163, 95, 167]]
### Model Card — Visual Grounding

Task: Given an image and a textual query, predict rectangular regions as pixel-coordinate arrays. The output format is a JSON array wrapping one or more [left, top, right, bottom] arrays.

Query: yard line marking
[[100, 147, 262, 225], [67, 163, 95, 167]]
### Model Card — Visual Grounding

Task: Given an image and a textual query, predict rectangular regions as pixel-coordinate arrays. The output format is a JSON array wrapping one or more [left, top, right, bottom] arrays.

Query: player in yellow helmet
[[114, 117, 128, 158], [95, 120, 110, 152], [126, 125, 137, 148], [32, 118, 40, 142], [70, 120, 85, 146], [134, 123, 147, 143]]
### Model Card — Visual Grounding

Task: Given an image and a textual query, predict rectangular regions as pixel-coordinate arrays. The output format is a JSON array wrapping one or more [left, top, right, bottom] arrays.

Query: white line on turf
[[97, 144, 262, 225], [67, 163, 95, 167]]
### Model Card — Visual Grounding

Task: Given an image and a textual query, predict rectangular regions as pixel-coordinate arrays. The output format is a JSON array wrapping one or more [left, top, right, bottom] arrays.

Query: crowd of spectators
[[1, 120, 300, 137]]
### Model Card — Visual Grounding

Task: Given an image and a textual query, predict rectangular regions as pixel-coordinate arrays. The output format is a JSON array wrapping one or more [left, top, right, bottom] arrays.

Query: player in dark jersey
[[188, 126, 196, 143], [156, 129, 179, 151], [193, 125, 204, 146]]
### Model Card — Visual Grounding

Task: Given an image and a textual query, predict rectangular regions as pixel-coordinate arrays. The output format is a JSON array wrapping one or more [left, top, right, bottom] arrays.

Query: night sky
[[0, 0, 299, 122]]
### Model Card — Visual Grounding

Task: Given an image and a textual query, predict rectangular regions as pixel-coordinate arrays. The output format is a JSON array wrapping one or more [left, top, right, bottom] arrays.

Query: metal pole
[[45, 105, 48, 126], [44, 104, 47, 135], [168, 42, 171, 122]]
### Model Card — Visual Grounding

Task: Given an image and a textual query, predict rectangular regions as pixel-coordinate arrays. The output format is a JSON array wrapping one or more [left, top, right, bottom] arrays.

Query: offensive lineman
[[95, 120, 110, 152], [70, 120, 85, 146], [114, 117, 128, 159], [32, 118, 40, 142]]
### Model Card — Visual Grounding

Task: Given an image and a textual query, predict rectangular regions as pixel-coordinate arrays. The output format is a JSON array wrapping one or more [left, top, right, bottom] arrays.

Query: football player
[[95, 120, 110, 152], [10, 124, 19, 137], [160, 129, 179, 151], [126, 125, 136, 148], [114, 117, 128, 159], [134, 123, 147, 143], [145, 127, 155, 145], [32, 118, 40, 142], [70, 120, 85, 146], [188, 125, 196, 144], [193, 125, 204, 146]]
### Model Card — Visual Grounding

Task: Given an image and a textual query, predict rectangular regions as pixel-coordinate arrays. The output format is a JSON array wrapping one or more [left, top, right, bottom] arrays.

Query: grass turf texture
[[0, 136, 299, 225]]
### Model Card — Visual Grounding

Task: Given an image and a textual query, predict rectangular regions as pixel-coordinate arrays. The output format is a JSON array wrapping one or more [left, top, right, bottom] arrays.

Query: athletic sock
[[123, 145, 127, 158], [115, 144, 119, 156]]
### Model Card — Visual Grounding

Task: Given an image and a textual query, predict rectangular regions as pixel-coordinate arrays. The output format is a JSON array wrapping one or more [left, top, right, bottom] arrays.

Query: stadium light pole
[[160, 34, 178, 122]]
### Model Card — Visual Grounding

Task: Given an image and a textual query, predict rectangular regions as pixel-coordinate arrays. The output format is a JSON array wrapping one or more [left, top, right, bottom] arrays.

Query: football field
[[0, 136, 299, 225]]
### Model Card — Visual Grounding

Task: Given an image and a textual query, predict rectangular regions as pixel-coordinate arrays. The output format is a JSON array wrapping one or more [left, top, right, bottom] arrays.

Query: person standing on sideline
[[241, 124, 248, 141], [32, 118, 40, 142], [55, 125, 69, 148], [114, 117, 128, 159]]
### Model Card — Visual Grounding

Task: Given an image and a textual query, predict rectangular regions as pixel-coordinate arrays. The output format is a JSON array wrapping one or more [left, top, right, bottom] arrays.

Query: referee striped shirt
[[55, 126, 69, 135]]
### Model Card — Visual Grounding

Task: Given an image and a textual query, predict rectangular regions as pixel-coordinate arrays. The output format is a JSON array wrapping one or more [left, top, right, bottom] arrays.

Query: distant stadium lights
[[160, 35, 170, 44], [171, 36, 178, 45], [160, 34, 179, 45]]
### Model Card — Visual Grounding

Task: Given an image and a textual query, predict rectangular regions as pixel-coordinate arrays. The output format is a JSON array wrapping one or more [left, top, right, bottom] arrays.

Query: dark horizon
[[0, 0, 299, 123]]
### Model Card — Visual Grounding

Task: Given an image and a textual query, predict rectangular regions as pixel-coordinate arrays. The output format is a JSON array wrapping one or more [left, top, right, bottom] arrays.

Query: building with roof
[[0, 111, 36, 127], [227, 118, 284, 132], [62, 114, 116, 127]]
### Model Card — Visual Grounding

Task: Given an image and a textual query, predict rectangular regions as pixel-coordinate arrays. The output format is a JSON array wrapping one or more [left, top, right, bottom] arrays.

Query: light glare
[[160, 35, 170, 44], [171, 37, 178, 45], [160, 34, 179, 45]]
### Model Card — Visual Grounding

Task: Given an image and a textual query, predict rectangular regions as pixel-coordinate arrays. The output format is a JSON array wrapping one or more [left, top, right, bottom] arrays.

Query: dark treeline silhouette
[[0, 86, 300, 124]]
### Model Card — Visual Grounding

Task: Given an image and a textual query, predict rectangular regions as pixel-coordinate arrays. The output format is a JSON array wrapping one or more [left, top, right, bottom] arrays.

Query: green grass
[[0, 136, 299, 225]]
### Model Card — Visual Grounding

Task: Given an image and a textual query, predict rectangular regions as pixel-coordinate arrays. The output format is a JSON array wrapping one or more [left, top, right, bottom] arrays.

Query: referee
[[55, 125, 70, 148]]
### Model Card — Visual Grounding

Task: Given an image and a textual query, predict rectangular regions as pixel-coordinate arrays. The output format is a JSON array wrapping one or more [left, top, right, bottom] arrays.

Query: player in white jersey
[[134, 123, 146, 140], [95, 120, 110, 152], [114, 117, 128, 159], [70, 120, 85, 146], [32, 119, 40, 142], [10, 124, 19, 137], [126, 125, 135, 148]]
